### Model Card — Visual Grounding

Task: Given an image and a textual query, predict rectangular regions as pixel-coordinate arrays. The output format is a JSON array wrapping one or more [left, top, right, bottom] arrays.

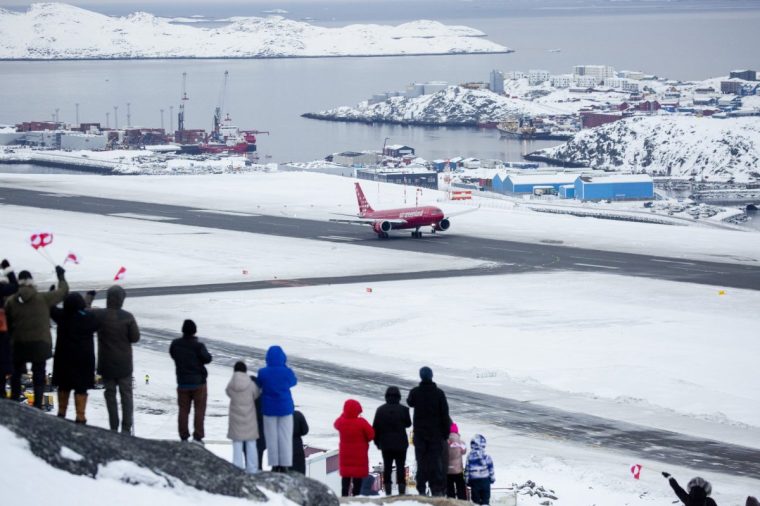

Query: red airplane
[[330, 182, 476, 238]]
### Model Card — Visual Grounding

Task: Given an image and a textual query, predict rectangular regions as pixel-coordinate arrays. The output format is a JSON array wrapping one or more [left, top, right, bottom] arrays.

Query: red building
[[580, 112, 623, 129]]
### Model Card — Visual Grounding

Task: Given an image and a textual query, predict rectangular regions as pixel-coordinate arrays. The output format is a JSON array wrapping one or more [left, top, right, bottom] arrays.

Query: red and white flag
[[63, 252, 80, 265], [630, 464, 642, 480], [113, 266, 127, 281]]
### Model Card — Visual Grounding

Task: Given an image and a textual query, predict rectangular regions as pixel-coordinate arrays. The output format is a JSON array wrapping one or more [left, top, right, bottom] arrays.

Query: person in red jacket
[[334, 399, 375, 497]]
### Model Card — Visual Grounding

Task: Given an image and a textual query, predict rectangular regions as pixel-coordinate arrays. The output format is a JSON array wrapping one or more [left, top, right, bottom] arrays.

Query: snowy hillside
[[0, 3, 510, 59], [533, 116, 760, 182], [304, 86, 563, 126]]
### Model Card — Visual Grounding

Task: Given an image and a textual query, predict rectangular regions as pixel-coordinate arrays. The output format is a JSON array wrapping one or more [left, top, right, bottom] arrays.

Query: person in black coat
[[662, 472, 718, 506], [51, 292, 100, 423], [407, 367, 449, 497], [169, 320, 212, 443], [373, 386, 411, 495], [0, 259, 19, 392], [292, 409, 310, 474], [249, 373, 266, 469]]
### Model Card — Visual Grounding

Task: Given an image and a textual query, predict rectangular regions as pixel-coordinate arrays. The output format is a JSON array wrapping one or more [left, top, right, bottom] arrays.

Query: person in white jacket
[[226, 361, 261, 473]]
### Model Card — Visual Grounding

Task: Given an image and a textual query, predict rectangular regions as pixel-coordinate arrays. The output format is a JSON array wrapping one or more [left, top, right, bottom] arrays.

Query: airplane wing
[[444, 205, 480, 219], [329, 217, 407, 226]]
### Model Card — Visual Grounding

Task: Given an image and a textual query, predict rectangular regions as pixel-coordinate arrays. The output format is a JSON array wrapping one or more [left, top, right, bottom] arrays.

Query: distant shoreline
[[0, 49, 513, 62]]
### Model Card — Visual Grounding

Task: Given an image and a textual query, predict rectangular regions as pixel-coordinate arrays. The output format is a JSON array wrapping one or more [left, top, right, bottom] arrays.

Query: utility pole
[[160, 108, 164, 130], [55, 108, 60, 123], [75, 103, 79, 127], [126, 102, 131, 128], [169, 106, 174, 133], [113, 106, 119, 129], [106, 112, 110, 129]]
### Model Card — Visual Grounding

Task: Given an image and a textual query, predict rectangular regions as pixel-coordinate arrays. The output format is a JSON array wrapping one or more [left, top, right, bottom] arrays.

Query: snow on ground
[[0, 3, 509, 59], [50, 345, 760, 506], [2, 172, 758, 265], [0, 424, 297, 506], [125, 272, 760, 443], [0, 205, 486, 289]]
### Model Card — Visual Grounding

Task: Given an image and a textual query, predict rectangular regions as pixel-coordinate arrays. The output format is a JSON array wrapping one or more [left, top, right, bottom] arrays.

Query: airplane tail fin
[[354, 182, 374, 215]]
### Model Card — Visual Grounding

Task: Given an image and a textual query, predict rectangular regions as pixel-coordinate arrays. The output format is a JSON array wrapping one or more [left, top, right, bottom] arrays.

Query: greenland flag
[[113, 266, 127, 281], [630, 464, 642, 480]]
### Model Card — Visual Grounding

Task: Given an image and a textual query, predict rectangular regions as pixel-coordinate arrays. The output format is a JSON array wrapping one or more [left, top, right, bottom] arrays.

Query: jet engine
[[434, 219, 451, 231], [373, 220, 393, 233]]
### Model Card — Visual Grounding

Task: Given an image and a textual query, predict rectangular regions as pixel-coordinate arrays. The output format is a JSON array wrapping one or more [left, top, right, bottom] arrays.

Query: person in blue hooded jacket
[[257, 345, 297, 471]]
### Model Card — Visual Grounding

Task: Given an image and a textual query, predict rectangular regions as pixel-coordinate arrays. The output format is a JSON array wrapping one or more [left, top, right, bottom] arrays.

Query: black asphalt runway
[[138, 327, 760, 479], [2, 185, 760, 290]]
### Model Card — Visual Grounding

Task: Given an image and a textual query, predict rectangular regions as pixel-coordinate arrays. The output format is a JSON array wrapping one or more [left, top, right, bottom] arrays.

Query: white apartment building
[[574, 75, 599, 88], [505, 71, 526, 80], [528, 69, 550, 85], [573, 65, 616, 84], [550, 74, 574, 88]]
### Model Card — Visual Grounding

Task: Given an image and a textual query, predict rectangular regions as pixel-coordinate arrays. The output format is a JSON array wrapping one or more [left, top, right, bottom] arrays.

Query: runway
[[2, 186, 760, 290], [4, 184, 759, 477], [139, 327, 760, 479]]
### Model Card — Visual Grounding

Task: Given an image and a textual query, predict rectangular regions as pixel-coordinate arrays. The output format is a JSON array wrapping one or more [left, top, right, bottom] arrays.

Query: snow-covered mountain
[[304, 86, 562, 126], [532, 116, 760, 182], [0, 3, 510, 59]]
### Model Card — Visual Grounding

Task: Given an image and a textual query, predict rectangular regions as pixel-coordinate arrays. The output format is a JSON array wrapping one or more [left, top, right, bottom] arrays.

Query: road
[[139, 327, 760, 479], [2, 186, 760, 290]]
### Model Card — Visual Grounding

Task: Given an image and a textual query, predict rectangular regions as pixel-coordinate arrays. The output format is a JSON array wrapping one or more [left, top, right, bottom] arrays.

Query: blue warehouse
[[494, 174, 579, 194], [574, 175, 654, 201]]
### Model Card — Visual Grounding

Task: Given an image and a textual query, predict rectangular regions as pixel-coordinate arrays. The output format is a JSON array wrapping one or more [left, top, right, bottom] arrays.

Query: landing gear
[[377, 232, 389, 239], [430, 228, 436, 234], [411, 229, 422, 238]]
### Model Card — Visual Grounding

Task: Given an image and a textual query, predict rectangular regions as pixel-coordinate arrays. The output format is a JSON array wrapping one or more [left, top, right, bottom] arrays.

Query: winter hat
[[181, 319, 197, 336], [450, 422, 459, 434], [687, 477, 712, 496], [419, 366, 433, 382], [18, 270, 33, 286], [234, 361, 247, 372]]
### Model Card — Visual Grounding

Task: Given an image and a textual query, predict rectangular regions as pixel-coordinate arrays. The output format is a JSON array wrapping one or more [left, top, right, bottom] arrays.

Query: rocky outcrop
[[0, 400, 338, 505], [0, 3, 509, 59], [531, 115, 760, 182], [304, 86, 556, 126]]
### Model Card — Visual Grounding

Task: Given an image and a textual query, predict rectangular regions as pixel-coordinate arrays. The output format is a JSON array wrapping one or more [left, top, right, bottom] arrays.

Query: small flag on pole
[[366, 287, 373, 293], [63, 252, 80, 265], [113, 266, 127, 281], [630, 464, 642, 480]]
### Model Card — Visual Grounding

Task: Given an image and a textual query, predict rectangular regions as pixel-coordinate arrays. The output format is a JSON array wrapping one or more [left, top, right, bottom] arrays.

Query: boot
[[74, 393, 88, 424], [384, 484, 392, 496], [57, 389, 70, 418], [398, 483, 406, 495]]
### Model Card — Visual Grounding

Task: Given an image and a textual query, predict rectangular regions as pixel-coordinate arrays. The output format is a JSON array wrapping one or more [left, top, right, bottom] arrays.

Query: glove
[[662, 472, 671, 479], [49, 284, 56, 292], [1, 259, 9, 270], [55, 265, 65, 279]]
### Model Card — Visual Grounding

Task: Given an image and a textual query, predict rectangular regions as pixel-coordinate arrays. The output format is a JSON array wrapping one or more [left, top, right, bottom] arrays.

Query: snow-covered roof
[[506, 174, 579, 184], [578, 175, 653, 184]]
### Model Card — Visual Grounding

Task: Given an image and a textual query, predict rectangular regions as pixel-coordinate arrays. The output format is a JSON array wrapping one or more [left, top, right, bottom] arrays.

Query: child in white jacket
[[226, 361, 261, 473]]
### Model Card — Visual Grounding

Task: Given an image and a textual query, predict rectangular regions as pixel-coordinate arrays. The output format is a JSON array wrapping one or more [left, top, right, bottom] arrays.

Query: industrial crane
[[177, 72, 188, 134], [212, 70, 229, 142]]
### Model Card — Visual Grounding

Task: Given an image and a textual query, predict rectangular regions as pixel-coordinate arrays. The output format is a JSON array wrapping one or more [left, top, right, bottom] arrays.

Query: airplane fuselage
[[362, 206, 445, 230]]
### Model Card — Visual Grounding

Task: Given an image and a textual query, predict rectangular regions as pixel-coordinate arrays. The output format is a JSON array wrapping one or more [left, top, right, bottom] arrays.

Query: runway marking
[[570, 255, 628, 264], [109, 213, 177, 222], [651, 259, 696, 266], [318, 235, 361, 242], [573, 263, 620, 270], [481, 246, 531, 254], [193, 209, 261, 217], [39, 193, 77, 198]]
